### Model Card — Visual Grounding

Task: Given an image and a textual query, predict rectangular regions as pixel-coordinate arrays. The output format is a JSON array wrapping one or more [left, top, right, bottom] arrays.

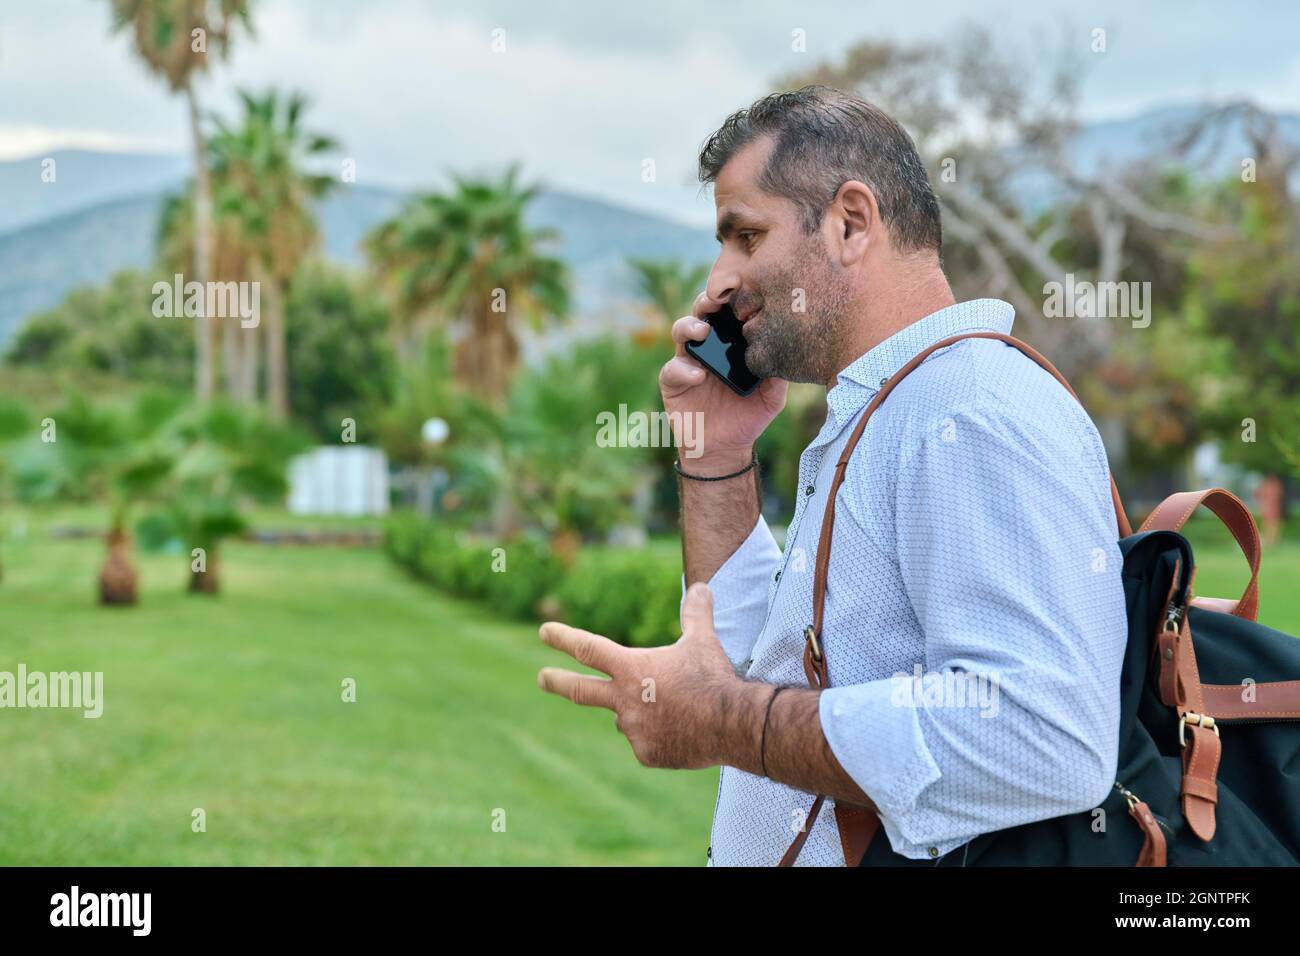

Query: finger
[[659, 355, 707, 394], [670, 314, 712, 357], [680, 582, 715, 637], [692, 290, 723, 320], [537, 667, 616, 710], [538, 621, 623, 676]]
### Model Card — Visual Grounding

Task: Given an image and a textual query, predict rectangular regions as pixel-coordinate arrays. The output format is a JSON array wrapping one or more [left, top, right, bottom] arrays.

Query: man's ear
[[828, 180, 878, 267]]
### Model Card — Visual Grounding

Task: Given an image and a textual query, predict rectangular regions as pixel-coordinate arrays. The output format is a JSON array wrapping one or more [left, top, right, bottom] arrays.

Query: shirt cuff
[[681, 514, 781, 669], [819, 679, 966, 861]]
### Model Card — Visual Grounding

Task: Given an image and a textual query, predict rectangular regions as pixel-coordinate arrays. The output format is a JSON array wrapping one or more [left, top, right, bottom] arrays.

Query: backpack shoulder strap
[[778, 331, 1131, 868], [811, 331, 1131, 652]]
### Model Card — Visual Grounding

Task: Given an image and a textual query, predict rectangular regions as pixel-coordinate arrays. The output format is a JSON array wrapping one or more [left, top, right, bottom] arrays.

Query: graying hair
[[698, 85, 942, 253]]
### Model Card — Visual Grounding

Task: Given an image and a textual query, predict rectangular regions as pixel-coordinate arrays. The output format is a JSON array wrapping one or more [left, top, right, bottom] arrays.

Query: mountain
[[0, 149, 188, 237], [0, 153, 717, 350]]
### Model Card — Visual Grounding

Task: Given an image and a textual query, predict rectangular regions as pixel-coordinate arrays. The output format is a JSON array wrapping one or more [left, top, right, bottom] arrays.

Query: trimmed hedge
[[384, 518, 682, 647]]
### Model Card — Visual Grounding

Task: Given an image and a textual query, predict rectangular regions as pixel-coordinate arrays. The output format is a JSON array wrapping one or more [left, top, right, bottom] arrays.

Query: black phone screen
[[684, 304, 762, 396]]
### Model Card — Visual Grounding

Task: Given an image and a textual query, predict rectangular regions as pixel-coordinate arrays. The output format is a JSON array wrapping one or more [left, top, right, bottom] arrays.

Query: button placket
[[749, 441, 826, 669]]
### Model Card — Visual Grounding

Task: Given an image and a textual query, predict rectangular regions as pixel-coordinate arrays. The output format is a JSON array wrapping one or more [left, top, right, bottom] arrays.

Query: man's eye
[[738, 231, 758, 249]]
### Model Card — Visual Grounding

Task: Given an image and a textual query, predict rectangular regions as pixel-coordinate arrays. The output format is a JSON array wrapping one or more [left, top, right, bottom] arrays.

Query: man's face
[[710, 136, 850, 385]]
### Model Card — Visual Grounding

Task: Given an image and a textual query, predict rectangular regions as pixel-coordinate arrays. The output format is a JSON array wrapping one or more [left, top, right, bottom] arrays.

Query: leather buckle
[[803, 625, 822, 663], [1179, 711, 1219, 747]]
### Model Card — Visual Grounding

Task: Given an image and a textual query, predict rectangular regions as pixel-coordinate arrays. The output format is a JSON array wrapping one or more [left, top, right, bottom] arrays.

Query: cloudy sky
[[2, 0, 1297, 226]]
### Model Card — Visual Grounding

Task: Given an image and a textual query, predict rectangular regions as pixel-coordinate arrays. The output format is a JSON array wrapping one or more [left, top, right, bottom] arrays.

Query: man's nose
[[706, 255, 741, 305]]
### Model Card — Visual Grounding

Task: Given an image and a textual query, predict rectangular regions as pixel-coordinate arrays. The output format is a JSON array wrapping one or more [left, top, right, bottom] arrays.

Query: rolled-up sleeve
[[681, 514, 781, 669], [818, 403, 1128, 860]]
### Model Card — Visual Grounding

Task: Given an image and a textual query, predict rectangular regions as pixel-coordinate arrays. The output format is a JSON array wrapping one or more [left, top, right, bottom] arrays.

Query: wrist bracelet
[[760, 685, 787, 778], [673, 452, 758, 481]]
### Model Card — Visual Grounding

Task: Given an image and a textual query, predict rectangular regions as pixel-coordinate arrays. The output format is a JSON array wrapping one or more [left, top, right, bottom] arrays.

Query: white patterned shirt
[[689, 298, 1128, 866]]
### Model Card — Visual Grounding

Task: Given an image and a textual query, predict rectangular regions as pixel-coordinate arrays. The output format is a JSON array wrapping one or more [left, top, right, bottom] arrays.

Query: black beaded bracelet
[[673, 452, 758, 481]]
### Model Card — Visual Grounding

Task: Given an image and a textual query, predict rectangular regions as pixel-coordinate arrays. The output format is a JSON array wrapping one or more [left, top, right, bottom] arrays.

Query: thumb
[[680, 582, 715, 637]]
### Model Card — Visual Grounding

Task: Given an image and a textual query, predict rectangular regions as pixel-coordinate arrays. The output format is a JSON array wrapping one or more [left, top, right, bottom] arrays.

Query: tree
[[157, 183, 253, 398], [502, 337, 663, 561], [372, 335, 501, 521], [207, 89, 338, 418], [6, 391, 179, 604], [626, 257, 711, 347], [365, 166, 570, 404], [110, 0, 254, 402], [5, 270, 193, 389], [152, 401, 308, 593], [284, 264, 396, 443], [1185, 109, 1300, 488]]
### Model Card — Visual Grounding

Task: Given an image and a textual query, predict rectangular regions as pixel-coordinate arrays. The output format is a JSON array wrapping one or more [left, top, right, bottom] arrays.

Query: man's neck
[[824, 265, 956, 391]]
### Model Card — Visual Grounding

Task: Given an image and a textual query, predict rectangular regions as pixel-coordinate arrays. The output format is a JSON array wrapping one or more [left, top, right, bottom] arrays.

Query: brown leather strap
[[777, 331, 1132, 867], [1153, 565, 1300, 721], [1129, 799, 1168, 867], [1139, 488, 1261, 621], [833, 805, 880, 865], [778, 794, 826, 867], [1152, 572, 1222, 843], [1201, 681, 1300, 719], [1181, 722, 1221, 842]]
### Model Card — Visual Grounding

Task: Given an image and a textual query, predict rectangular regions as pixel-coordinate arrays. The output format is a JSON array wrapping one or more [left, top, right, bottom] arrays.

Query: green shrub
[[630, 567, 684, 648], [555, 547, 682, 647], [482, 534, 564, 618], [386, 515, 681, 645]]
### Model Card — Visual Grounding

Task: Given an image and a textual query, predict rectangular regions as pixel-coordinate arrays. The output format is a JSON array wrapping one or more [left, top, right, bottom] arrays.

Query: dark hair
[[698, 85, 942, 253]]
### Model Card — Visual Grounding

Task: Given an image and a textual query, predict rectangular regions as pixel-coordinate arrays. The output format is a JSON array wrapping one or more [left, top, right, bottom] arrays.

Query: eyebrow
[[714, 211, 739, 244], [715, 210, 759, 244]]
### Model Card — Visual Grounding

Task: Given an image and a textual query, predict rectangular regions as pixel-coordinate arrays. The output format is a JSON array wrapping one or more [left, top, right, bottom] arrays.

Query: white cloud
[[2, 0, 1298, 225]]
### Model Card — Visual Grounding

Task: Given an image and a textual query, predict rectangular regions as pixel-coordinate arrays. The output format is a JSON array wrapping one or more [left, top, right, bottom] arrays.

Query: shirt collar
[[821, 297, 1016, 437]]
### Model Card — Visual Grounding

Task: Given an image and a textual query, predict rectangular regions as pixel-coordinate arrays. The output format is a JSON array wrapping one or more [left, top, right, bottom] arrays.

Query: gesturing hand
[[536, 583, 746, 770]]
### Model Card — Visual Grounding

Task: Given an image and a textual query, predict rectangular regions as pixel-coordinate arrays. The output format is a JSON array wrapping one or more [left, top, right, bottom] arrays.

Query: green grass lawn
[[0, 509, 1296, 866], [0, 516, 715, 865], [1177, 513, 1300, 630]]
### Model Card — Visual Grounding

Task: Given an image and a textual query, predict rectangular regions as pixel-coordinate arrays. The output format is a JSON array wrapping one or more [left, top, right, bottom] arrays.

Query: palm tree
[[157, 184, 253, 400], [111, 0, 253, 402], [626, 258, 711, 347], [7, 392, 177, 605], [365, 166, 570, 405], [155, 401, 307, 593], [207, 89, 338, 419]]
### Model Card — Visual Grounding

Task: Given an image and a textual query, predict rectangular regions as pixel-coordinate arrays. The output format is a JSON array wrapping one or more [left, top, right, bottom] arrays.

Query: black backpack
[[780, 333, 1300, 867]]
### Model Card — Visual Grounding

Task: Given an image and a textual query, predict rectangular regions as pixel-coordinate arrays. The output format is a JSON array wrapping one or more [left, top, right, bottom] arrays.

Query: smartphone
[[684, 303, 762, 397]]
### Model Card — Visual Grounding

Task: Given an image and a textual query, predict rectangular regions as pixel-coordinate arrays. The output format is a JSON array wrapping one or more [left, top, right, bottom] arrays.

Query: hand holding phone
[[683, 303, 762, 396], [659, 295, 788, 472]]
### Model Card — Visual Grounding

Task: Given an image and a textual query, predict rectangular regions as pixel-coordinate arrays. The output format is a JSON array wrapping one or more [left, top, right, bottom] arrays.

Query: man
[[537, 86, 1128, 866]]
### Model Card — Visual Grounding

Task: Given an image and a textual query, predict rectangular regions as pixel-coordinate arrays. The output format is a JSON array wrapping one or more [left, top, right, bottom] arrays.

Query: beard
[[738, 233, 852, 385]]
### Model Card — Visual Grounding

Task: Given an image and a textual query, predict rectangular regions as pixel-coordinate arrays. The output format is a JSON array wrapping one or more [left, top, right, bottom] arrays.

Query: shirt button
[[928, 846, 940, 859], [880, 377, 889, 388], [805, 484, 815, 496], [774, 570, 781, 582], [707, 845, 713, 860]]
